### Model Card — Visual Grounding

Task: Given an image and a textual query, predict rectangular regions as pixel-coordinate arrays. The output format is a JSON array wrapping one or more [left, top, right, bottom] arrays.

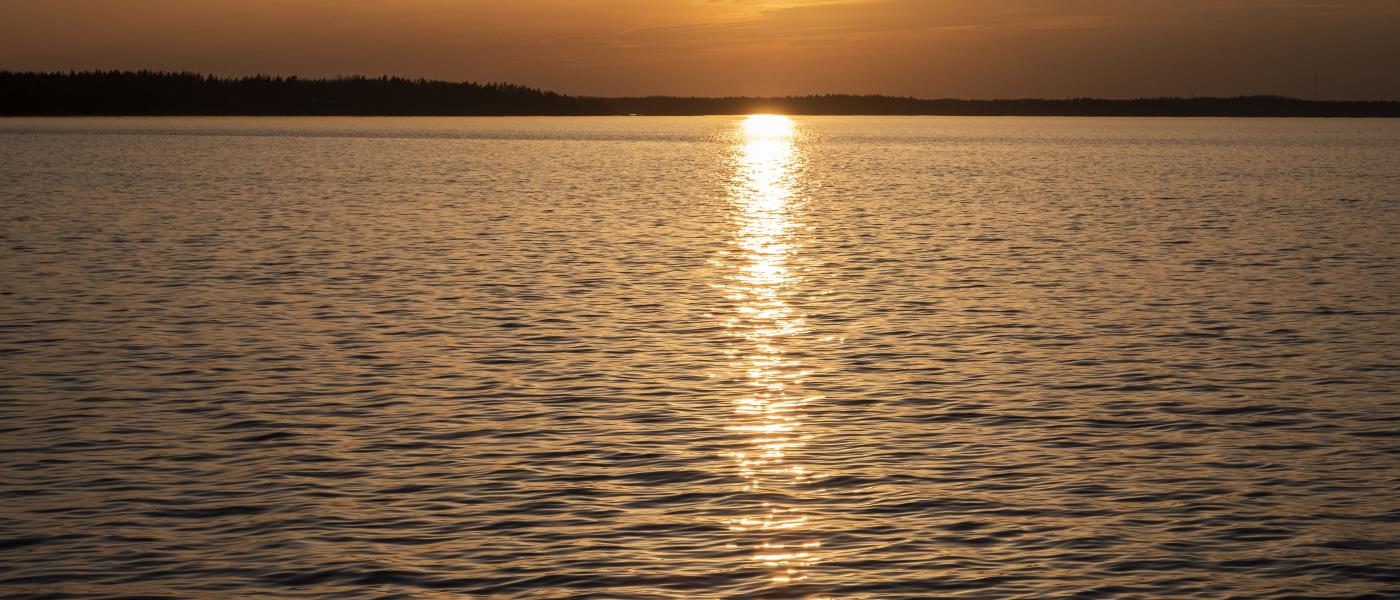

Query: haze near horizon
[[2, 0, 1398, 100]]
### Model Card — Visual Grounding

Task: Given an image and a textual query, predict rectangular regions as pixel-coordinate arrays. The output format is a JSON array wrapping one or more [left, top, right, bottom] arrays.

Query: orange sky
[[2, 0, 1397, 99]]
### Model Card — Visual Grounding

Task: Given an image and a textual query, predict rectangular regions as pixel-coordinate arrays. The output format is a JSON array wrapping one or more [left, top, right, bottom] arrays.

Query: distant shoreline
[[4, 71, 1398, 118]]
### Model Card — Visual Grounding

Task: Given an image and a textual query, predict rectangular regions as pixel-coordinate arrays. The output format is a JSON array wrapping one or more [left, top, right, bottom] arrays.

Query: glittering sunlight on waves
[[5, 117, 1399, 600], [718, 115, 827, 592]]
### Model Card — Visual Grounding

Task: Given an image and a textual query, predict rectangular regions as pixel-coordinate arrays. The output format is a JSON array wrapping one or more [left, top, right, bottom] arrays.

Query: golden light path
[[720, 115, 828, 592]]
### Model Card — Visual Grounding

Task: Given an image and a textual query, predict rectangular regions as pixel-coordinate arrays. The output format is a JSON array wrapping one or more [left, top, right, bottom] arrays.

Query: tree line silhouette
[[606, 95, 1400, 117], [0, 71, 608, 115], [3, 71, 1397, 117]]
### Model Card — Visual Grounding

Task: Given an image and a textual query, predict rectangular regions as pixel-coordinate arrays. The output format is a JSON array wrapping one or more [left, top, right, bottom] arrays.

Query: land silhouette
[[3, 71, 1398, 117]]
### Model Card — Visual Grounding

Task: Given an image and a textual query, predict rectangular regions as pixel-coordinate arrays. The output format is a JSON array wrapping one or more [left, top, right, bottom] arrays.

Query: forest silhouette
[[3, 71, 1398, 117]]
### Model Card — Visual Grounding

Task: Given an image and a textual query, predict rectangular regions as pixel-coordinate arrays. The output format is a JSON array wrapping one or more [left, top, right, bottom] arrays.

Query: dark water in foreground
[[1, 116, 1398, 599]]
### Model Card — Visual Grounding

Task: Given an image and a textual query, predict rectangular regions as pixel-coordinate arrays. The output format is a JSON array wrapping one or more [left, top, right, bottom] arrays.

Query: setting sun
[[742, 114, 795, 138]]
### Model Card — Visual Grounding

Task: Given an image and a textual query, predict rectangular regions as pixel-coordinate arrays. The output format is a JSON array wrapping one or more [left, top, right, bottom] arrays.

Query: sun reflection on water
[[720, 115, 825, 589]]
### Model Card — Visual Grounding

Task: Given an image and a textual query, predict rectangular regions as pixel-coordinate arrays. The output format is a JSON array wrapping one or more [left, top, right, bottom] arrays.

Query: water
[[2, 116, 1398, 599]]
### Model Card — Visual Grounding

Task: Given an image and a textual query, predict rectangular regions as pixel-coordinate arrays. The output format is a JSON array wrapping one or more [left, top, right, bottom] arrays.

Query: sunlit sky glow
[[2, 0, 1398, 99]]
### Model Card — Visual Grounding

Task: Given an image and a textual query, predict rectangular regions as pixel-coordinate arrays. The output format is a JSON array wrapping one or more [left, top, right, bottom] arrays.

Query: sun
[[742, 114, 795, 138]]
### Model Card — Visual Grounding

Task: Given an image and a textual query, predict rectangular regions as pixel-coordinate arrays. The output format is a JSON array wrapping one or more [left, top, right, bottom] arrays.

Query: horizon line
[[5, 69, 1400, 104]]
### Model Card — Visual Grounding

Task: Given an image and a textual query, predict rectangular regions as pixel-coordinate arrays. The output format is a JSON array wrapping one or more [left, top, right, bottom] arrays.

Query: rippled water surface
[[2, 116, 1399, 599]]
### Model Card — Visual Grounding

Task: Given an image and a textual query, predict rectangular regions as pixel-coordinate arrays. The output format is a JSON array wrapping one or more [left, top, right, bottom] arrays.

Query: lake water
[[1, 116, 1398, 599]]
